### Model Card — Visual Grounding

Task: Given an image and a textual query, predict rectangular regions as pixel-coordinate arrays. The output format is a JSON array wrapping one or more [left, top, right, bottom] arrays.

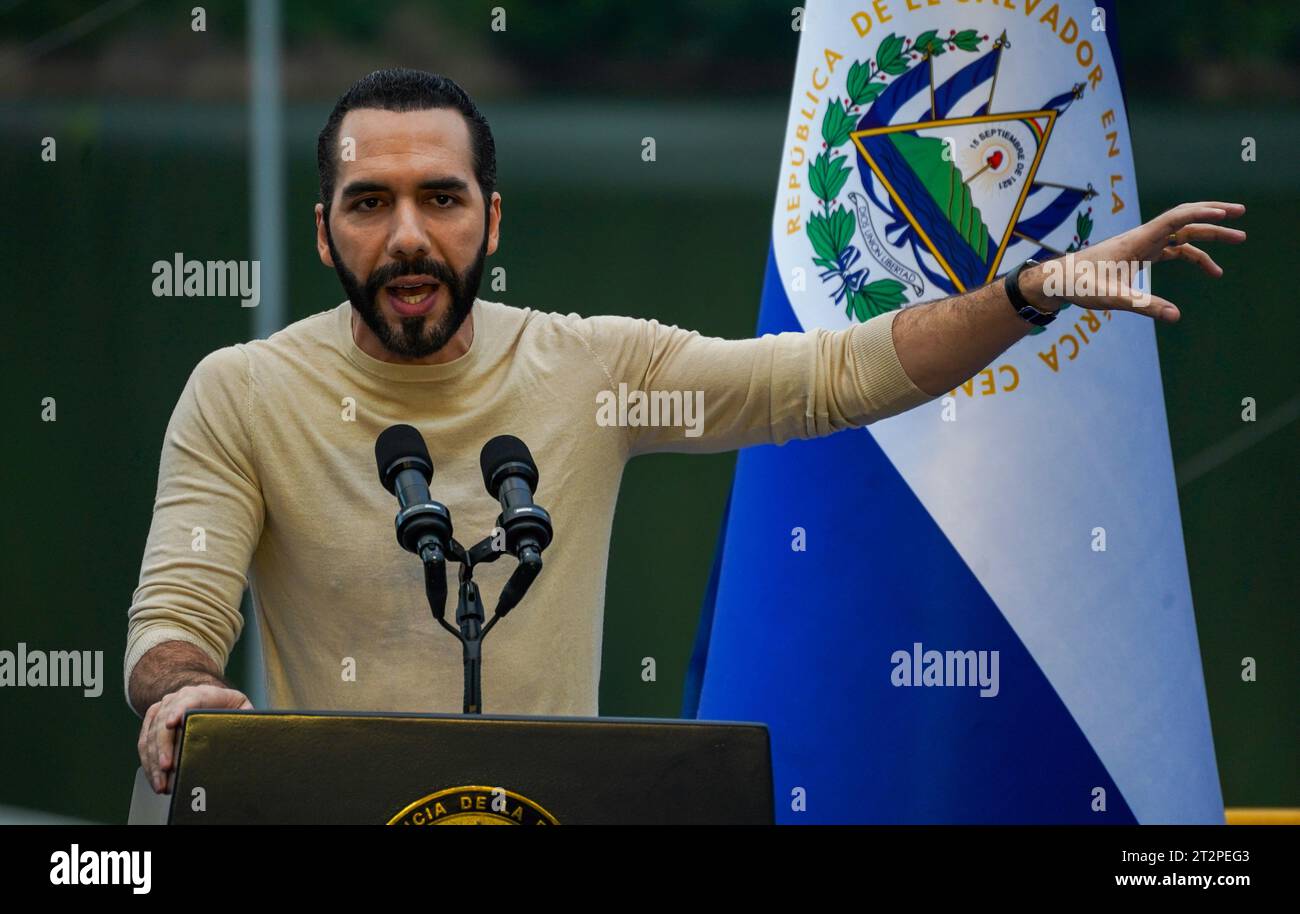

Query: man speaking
[[127, 68, 1245, 794]]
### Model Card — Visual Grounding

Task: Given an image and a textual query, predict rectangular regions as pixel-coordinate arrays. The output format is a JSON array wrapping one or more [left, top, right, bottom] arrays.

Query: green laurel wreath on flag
[[807, 29, 986, 322]]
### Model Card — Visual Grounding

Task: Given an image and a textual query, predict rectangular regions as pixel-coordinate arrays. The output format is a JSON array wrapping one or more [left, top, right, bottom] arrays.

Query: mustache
[[365, 257, 458, 294]]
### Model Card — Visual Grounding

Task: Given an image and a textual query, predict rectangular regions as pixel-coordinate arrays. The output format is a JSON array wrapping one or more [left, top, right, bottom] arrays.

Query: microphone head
[[480, 434, 538, 499], [375, 424, 433, 494]]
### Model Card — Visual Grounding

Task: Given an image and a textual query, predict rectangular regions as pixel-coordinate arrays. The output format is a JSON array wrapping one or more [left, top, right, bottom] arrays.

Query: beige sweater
[[124, 299, 932, 715]]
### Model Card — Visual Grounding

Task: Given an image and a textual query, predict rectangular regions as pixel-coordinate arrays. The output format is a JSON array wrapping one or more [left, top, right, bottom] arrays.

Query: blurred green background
[[0, 1, 1295, 822]]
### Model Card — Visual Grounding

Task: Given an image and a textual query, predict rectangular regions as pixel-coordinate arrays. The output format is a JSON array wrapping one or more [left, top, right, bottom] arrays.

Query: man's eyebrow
[[340, 180, 388, 199], [340, 176, 471, 199], [418, 176, 471, 193]]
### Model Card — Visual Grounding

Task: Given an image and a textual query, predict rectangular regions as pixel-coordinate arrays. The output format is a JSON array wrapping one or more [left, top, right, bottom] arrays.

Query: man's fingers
[[1168, 201, 1246, 224], [1155, 202, 1245, 240], [139, 704, 162, 790], [1158, 206, 1225, 240], [1093, 285, 1180, 322], [137, 702, 156, 759], [1169, 223, 1247, 246], [1180, 201, 1245, 217], [147, 701, 173, 792], [1159, 242, 1223, 277], [155, 703, 179, 773], [147, 701, 166, 786], [1201, 201, 1246, 217]]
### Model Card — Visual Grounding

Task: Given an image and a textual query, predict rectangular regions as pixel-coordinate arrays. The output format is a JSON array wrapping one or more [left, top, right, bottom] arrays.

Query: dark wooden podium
[[130, 710, 773, 825]]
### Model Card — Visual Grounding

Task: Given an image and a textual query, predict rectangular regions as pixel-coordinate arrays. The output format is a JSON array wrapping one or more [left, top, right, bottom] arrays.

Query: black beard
[[325, 220, 488, 360]]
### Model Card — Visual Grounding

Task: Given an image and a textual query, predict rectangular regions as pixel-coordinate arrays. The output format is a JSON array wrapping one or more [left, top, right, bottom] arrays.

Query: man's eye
[[355, 197, 382, 211], [432, 194, 455, 207]]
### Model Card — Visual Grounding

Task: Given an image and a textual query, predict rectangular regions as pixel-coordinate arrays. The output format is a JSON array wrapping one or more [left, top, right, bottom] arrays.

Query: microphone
[[480, 435, 553, 557], [480, 435, 553, 616], [375, 424, 453, 618]]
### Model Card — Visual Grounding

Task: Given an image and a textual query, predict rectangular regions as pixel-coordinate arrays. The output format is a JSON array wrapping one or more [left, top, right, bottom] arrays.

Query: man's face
[[315, 107, 501, 359]]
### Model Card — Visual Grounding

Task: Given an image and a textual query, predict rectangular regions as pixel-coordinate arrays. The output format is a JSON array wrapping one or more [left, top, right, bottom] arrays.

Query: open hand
[[1031, 201, 1246, 322]]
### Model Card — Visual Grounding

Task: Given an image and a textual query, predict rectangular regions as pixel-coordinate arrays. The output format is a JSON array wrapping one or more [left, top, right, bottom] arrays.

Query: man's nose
[[386, 197, 431, 260]]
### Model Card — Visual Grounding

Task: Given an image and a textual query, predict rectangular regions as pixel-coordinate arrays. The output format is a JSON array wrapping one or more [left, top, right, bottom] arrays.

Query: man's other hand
[[137, 684, 253, 794]]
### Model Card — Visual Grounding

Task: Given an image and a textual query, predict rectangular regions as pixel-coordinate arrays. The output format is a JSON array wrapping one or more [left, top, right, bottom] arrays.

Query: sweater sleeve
[[566, 308, 935, 456], [123, 345, 265, 711]]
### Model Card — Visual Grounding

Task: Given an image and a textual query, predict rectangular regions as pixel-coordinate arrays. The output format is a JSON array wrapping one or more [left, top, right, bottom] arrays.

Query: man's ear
[[315, 203, 334, 268], [486, 192, 502, 257]]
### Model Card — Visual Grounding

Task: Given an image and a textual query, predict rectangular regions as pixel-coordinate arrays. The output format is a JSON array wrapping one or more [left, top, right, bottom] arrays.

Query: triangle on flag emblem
[[851, 108, 1058, 292]]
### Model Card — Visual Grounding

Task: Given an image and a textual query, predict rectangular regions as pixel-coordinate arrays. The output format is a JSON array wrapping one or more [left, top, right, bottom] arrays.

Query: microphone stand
[[422, 535, 544, 715], [454, 555, 484, 714]]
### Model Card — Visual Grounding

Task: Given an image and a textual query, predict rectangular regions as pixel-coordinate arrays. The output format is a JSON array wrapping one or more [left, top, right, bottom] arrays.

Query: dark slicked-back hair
[[316, 68, 496, 220]]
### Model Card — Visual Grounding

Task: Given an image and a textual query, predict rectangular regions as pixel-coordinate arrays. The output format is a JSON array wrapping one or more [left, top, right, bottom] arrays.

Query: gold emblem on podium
[[388, 785, 559, 825]]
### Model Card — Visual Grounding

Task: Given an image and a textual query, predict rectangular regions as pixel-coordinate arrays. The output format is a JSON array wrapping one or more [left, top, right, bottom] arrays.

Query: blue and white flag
[[685, 0, 1222, 824]]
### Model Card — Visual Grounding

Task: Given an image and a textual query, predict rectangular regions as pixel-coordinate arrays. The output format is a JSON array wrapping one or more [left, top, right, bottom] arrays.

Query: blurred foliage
[[2, 0, 1297, 98], [1, 0, 799, 56]]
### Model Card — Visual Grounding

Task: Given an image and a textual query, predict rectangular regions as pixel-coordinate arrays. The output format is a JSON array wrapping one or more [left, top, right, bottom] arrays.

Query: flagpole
[[242, 0, 285, 710]]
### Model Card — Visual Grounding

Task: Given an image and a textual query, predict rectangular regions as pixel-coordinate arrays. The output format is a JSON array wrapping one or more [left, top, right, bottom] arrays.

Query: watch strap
[[1004, 258, 1058, 327]]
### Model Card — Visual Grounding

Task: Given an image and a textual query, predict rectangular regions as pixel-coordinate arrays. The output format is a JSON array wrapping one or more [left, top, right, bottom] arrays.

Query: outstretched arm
[[891, 201, 1247, 397], [563, 202, 1244, 455]]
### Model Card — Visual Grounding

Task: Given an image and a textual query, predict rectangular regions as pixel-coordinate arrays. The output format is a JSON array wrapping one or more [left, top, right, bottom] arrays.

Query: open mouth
[[385, 279, 441, 315]]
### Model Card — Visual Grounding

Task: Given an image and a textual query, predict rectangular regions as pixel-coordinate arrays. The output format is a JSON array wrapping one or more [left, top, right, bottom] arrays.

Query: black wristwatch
[[1004, 258, 1059, 327]]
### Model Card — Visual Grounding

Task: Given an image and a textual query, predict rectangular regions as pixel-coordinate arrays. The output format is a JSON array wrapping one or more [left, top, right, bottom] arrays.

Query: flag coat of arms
[[685, 0, 1222, 824]]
